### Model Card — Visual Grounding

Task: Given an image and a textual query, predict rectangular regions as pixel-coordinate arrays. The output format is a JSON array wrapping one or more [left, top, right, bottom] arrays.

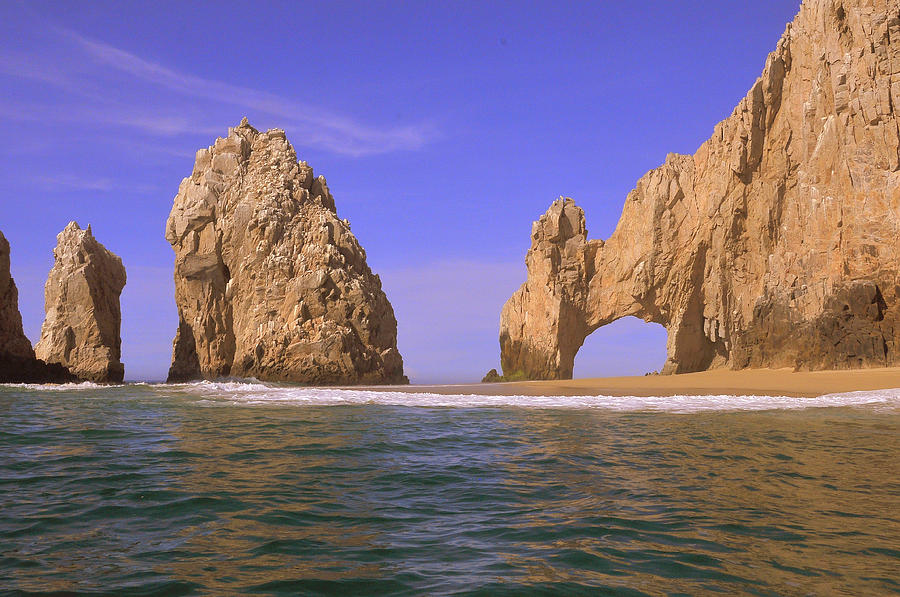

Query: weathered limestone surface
[[501, 0, 900, 379], [0, 231, 77, 383], [166, 119, 406, 384], [35, 223, 126, 383]]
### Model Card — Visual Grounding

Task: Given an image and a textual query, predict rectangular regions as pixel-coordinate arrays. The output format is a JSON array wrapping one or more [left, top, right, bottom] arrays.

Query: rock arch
[[499, 0, 900, 380], [499, 196, 731, 380]]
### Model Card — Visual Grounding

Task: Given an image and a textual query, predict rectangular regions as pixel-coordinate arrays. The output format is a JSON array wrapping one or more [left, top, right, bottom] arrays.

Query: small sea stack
[[0, 230, 78, 383], [35, 222, 126, 383], [166, 119, 406, 384]]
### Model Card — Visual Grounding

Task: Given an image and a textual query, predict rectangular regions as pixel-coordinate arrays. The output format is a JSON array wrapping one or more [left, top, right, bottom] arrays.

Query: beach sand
[[368, 368, 900, 398]]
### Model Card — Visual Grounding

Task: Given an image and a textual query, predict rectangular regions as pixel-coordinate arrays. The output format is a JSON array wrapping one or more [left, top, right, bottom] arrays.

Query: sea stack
[[0, 231, 77, 383], [35, 222, 126, 383], [500, 0, 900, 379], [166, 119, 406, 384]]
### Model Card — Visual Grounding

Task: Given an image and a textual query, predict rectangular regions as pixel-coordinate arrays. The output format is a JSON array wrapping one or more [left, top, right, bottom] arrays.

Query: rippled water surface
[[2, 382, 899, 596]]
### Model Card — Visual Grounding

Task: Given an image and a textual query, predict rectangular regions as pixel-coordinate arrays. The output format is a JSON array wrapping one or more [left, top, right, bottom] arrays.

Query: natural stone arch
[[500, 194, 897, 380], [499, 197, 727, 380], [499, 1, 900, 380]]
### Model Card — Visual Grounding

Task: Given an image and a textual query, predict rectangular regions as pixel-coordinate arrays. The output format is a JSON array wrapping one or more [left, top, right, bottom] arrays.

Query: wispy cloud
[[0, 52, 107, 101], [1, 24, 439, 156], [0, 98, 221, 138], [30, 174, 160, 194]]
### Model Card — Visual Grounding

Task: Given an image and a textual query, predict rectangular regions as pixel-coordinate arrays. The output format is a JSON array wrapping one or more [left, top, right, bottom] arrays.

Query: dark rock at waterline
[[482, 369, 503, 383], [0, 352, 79, 384]]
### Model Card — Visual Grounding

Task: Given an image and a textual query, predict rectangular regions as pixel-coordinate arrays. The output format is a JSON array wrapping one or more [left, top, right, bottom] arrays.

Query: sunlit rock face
[[35, 222, 126, 383], [501, 0, 900, 379], [166, 119, 406, 385], [0, 230, 78, 383]]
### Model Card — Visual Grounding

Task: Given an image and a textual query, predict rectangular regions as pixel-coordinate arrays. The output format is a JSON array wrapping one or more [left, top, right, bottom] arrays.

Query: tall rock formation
[[166, 119, 406, 384], [0, 231, 77, 383], [501, 0, 900, 379], [0, 231, 36, 364], [35, 222, 126, 383]]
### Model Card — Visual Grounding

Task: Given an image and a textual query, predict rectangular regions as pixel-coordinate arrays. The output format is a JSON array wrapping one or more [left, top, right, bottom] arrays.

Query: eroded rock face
[[0, 231, 35, 363], [166, 119, 406, 384], [0, 230, 78, 383], [35, 223, 126, 383], [501, 0, 900, 379]]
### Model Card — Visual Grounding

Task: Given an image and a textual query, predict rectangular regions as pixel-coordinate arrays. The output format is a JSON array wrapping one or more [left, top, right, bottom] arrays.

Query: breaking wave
[[161, 380, 900, 413], [4, 379, 899, 412], [0, 381, 123, 391]]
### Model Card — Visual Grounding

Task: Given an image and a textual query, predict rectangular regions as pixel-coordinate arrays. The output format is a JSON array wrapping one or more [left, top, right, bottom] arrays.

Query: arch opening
[[573, 316, 668, 379]]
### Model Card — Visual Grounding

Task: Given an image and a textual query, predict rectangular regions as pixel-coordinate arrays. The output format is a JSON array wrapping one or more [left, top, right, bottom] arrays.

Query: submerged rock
[[0, 230, 78, 383], [166, 119, 406, 384], [35, 222, 126, 383], [501, 0, 900, 379]]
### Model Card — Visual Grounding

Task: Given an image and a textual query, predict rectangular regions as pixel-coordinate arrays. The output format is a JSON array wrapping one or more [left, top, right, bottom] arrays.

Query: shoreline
[[362, 367, 900, 398], [12, 367, 900, 399]]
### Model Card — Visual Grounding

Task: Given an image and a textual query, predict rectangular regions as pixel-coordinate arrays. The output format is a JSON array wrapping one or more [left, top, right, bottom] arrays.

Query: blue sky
[[1, 1, 801, 382]]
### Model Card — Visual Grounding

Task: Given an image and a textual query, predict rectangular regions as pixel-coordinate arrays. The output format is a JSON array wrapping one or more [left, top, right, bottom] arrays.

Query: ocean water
[[1, 382, 898, 596]]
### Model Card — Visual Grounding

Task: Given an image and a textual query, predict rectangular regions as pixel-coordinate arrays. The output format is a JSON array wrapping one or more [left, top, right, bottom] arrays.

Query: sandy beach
[[371, 367, 900, 398]]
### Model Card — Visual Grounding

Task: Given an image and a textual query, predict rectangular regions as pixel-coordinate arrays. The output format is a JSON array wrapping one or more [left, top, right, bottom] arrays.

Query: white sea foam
[[0, 381, 122, 391], [159, 380, 900, 413], [4, 378, 898, 412]]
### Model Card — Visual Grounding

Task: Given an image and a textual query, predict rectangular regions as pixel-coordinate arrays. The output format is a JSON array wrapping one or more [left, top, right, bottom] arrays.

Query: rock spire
[[166, 120, 406, 384], [501, 0, 900, 379], [35, 222, 127, 383], [0, 230, 77, 383]]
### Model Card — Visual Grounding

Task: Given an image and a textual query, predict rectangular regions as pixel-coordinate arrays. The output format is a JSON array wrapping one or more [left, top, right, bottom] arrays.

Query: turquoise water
[[1, 382, 899, 596]]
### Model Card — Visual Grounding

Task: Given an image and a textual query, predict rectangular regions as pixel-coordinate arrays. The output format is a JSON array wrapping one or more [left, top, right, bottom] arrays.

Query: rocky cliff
[[0, 231, 36, 363], [166, 119, 406, 384], [35, 223, 126, 383], [501, 0, 900, 379], [0, 230, 77, 383]]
